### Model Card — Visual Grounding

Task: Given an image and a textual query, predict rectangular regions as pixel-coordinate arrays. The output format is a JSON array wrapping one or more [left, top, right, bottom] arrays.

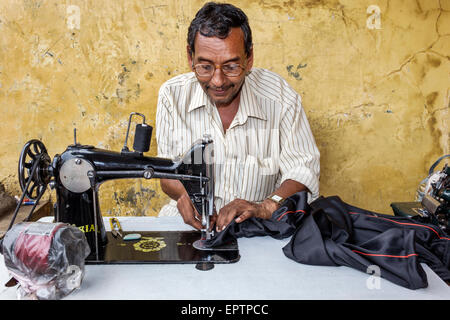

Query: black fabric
[[205, 192, 310, 246], [204, 191, 450, 290]]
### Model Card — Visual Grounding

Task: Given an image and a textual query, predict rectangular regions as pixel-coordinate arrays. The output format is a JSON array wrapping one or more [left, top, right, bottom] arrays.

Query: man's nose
[[210, 67, 226, 88]]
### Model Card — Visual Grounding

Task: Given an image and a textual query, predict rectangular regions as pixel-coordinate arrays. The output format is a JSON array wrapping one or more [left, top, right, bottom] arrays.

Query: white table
[[1, 216, 449, 300]]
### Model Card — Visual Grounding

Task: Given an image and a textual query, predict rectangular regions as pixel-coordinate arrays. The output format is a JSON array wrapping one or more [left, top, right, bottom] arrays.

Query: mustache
[[206, 84, 234, 91]]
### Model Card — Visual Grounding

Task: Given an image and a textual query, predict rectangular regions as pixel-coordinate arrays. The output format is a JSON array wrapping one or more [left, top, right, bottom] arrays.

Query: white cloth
[[156, 68, 320, 216]]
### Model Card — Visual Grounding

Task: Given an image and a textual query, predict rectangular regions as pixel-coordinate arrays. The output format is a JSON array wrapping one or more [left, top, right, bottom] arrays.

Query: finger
[[191, 203, 202, 220], [216, 206, 227, 231], [217, 207, 233, 231], [191, 219, 204, 230], [217, 208, 239, 232], [216, 199, 251, 231], [177, 197, 203, 230], [208, 213, 218, 232], [235, 210, 253, 223], [183, 212, 203, 230]]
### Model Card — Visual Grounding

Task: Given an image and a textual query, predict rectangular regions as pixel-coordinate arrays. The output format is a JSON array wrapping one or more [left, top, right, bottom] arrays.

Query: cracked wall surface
[[0, 0, 448, 215]]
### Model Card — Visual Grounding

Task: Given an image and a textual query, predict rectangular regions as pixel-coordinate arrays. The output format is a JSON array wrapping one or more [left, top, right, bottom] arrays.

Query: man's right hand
[[176, 193, 203, 230], [161, 179, 203, 229], [161, 178, 217, 231]]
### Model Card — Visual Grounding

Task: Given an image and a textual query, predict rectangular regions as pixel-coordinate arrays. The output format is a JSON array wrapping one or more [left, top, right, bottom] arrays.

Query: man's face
[[187, 27, 253, 107]]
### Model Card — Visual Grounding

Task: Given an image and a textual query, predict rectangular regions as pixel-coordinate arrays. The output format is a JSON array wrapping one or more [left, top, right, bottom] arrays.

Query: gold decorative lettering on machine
[[133, 237, 167, 253], [76, 224, 97, 233]]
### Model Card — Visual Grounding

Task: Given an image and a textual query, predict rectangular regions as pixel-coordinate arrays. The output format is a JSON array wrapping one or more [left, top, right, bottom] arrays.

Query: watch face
[[271, 195, 283, 203]]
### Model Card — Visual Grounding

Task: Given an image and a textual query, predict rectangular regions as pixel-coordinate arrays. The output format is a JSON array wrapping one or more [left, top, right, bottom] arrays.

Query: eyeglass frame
[[192, 62, 247, 78]]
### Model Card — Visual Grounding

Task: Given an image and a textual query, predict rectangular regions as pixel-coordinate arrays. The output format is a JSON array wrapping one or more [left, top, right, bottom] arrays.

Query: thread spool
[[133, 123, 152, 153]]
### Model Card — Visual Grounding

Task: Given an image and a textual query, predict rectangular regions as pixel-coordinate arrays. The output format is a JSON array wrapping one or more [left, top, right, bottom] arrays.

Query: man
[[156, 2, 320, 232]]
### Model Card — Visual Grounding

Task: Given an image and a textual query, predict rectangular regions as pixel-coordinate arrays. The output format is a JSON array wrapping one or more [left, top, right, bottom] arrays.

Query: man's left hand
[[215, 198, 278, 232]]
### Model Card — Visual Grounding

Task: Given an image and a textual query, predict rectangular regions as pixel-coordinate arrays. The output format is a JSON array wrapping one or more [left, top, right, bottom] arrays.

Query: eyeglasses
[[193, 63, 245, 78]]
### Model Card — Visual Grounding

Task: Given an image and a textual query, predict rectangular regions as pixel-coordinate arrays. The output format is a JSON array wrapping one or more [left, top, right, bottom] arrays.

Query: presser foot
[[193, 239, 238, 251]]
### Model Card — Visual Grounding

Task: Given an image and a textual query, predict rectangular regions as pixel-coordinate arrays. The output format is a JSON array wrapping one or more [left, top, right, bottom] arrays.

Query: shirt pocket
[[240, 155, 279, 202]]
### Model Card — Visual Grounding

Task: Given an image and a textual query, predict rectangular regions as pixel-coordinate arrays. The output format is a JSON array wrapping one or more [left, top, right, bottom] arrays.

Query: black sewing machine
[[6, 112, 239, 269]]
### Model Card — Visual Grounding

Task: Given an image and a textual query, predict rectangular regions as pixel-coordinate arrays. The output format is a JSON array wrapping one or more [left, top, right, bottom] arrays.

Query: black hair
[[187, 2, 253, 57]]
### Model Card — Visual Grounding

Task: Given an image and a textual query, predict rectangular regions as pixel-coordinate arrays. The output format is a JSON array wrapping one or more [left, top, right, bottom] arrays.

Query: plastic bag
[[1, 221, 90, 300], [416, 155, 450, 202]]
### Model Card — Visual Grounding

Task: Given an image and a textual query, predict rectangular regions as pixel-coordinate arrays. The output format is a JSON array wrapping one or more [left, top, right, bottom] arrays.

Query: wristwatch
[[266, 194, 285, 206]]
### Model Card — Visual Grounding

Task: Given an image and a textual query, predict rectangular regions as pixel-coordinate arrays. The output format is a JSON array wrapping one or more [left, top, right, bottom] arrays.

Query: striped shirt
[[156, 68, 320, 216]]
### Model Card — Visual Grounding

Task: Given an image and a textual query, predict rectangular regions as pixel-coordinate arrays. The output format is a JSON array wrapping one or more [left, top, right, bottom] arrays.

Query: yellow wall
[[0, 0, 448, 216]]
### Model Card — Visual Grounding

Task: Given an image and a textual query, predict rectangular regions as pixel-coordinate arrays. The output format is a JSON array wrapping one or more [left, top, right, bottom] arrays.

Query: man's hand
[[215, 198, 278, 232], [177, 193, 218, 231], [177, 193, 203, 230], [161, 179, 204, 230], [162, 178, 306, 232]]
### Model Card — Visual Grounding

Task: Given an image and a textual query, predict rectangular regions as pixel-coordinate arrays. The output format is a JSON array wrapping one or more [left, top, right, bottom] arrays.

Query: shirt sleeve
[[155, 84, 174, 159], [278, 95, 320, 201]]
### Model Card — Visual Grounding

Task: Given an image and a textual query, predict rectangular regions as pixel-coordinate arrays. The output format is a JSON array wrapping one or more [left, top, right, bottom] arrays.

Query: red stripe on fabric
[[348, 211, 450, 241], [276, 209, 306, 221], [352, 249, 418, 259]]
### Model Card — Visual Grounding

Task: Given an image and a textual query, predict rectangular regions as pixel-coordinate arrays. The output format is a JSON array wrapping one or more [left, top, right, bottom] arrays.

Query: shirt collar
[[187, 74, 267, 122], [238, 78, 267, 122], [187, 76, 213, 113]]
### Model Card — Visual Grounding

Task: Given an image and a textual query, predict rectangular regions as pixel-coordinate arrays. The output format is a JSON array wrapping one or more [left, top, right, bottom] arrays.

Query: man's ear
[[187, 45, 194, 71], [246, 46, 254, 72]]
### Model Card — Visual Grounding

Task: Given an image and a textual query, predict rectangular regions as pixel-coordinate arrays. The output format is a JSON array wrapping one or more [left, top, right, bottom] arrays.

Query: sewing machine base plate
[[85, 230, 240, 265]]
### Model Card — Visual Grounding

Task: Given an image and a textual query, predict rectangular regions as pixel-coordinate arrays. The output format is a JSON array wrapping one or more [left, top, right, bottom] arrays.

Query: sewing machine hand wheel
[[18, 139, 51, 200]]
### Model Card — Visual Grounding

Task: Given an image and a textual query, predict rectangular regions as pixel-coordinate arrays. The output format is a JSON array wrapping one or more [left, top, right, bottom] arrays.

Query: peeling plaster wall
[[0, 0, 448, 216]]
